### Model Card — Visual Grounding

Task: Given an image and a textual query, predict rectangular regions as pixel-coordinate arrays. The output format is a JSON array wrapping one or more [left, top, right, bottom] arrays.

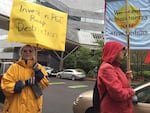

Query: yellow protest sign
[[8, 0, 68, 51]]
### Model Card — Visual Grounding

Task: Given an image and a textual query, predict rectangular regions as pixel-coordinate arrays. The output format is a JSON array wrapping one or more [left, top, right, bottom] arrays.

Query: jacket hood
[[102, 41, 125, 64]]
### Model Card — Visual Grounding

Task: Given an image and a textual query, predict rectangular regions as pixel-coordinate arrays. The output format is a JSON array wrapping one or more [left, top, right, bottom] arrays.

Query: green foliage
[[64, 42, 103, 76], [142, 71, 150, 76], [64, 47, 93, 73], [87, 70, 95, 77], [76, 68, 86, 74], [120, 56, 127, 72]]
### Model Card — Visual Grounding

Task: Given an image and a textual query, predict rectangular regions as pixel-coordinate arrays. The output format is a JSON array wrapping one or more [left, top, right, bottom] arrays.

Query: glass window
[[65, 70, 72, 72], [4, 64, 11, 72], [136, 86, 150, 103]]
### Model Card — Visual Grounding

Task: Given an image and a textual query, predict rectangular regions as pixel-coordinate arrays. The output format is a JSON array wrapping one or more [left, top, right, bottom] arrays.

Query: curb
[[85, 77, 96, 81]]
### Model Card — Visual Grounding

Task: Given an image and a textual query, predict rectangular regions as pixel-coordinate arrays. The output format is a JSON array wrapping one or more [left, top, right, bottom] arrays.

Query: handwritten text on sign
[[8, 0, 68, 51]]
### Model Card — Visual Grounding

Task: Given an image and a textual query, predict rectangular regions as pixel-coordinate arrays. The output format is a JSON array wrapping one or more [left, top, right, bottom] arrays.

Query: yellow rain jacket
[[1, 60, 49, 113]]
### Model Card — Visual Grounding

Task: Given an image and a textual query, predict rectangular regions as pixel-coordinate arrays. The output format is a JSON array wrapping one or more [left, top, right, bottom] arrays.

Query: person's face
[[116, 49, 126, 63], [21, 46, 35, 60]]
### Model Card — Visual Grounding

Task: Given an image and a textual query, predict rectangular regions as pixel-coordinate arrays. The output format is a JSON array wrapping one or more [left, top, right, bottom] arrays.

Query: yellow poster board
[[8, 0, 68, 51]]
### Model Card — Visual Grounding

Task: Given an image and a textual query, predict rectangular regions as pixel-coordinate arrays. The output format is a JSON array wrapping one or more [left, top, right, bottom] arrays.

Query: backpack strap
[[93, 78, 107, 112], [98, 78, 107, 104], [99, 85, 107, 104]]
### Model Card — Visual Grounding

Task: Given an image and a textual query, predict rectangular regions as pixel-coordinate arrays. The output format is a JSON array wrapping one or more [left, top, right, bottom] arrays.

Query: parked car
[[0, 62, 13, 104], [44, 66, 53, 77], [56, 69, 86, 80], [73, 82, 150, 113], [0, 62, 13, 82], [49, 70, 58, 77]]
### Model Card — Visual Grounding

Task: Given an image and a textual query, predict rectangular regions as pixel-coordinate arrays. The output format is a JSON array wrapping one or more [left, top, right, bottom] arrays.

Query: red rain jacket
[[98, 41, 135, 113]]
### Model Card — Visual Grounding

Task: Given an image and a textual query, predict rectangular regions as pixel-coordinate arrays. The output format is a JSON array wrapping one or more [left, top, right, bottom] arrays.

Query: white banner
[[105, 0, 150, 50]]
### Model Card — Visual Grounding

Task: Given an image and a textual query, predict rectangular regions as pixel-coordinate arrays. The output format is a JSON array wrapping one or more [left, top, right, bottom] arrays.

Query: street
[[43, 77, 95, 113]]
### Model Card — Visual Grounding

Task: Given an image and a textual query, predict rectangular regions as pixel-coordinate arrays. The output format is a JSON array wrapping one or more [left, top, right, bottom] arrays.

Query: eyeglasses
[[22, 50, 33, 53]]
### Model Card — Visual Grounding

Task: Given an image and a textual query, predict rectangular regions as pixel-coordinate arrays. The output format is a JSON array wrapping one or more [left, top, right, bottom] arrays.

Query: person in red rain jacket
[[98, 41, 135, 113]]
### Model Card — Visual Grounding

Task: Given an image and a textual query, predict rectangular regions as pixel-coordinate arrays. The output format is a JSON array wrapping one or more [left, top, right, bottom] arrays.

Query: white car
[[56, 69, 86, 80], [44, 66, 53, 77], [0, 62, 13, 104]]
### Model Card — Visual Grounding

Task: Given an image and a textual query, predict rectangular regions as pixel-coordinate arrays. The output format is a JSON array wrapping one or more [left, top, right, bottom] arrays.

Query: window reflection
[[137, 86, 150, 103]]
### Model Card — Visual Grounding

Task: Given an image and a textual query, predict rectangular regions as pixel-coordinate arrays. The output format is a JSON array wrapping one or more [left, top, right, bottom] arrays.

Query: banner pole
[[126, 0, 131, 84]]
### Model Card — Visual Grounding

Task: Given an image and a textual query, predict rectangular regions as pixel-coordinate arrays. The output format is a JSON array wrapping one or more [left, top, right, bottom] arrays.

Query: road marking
[[49, 82, 66, 85], [68, 85, 88, 89]]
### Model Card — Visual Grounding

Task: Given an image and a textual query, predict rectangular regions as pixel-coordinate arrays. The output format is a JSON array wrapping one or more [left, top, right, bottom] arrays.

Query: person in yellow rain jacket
[[1, 45, 49, 113]]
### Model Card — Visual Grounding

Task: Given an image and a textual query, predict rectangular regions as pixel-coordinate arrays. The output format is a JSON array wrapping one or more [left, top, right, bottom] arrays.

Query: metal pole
[[126, 0, 131, 84], [126, 0, 130, 70], [59, 52, 64, 71]]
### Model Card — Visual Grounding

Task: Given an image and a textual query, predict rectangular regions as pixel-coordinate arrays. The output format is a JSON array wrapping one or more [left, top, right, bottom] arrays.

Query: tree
[[64, 41, 104, 75], [64, 47, 92, 73]]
